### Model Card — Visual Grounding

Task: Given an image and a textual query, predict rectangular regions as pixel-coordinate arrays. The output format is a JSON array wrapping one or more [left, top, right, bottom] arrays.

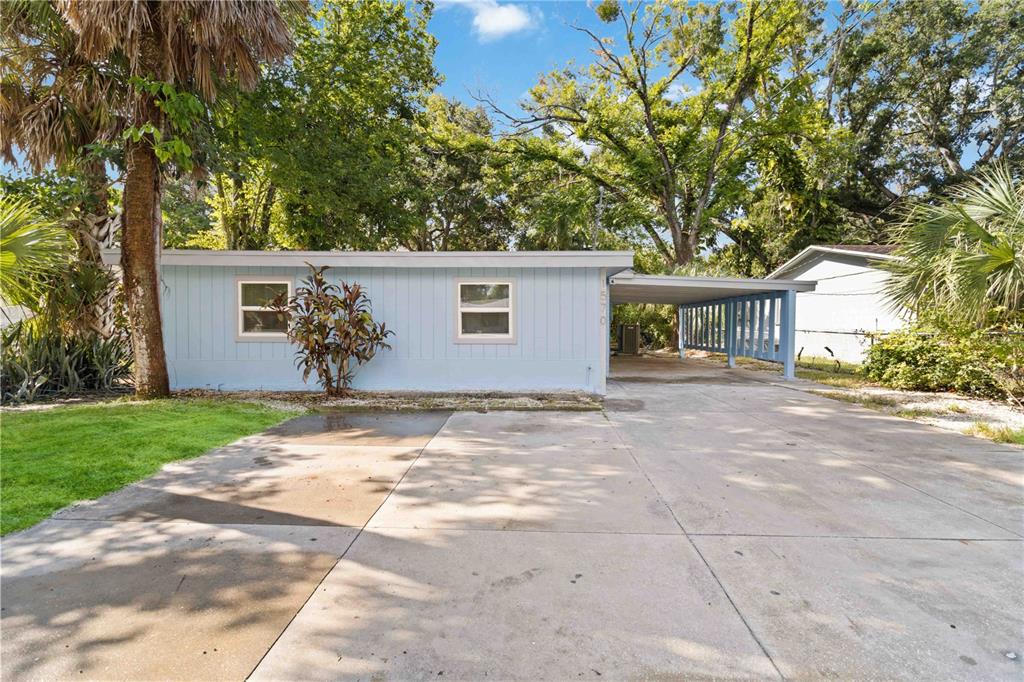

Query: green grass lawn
[[0, 399, 294, 535]]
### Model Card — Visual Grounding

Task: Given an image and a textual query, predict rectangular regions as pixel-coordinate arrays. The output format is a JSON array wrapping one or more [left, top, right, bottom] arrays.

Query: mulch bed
[[174, 388, 604, 412]]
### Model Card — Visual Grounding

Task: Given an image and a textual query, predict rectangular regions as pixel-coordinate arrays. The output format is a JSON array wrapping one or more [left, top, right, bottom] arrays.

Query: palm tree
[[2, 0, 125, 336], [48, 0, 302, 397], [0, 197, 71, 309], [886, 163, 1023, 324]]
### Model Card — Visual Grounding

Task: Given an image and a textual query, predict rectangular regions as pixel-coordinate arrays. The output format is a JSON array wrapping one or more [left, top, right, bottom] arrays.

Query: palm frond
[[60, 0, 306, 103], [885, 162, 1023, 323], [0, 196, 72, 308]]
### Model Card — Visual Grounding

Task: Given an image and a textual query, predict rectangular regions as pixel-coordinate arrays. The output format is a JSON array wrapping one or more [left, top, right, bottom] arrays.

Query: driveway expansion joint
[[244, 410, 456, 680], [687, 532, 1023, 541], [601, 410, 787, 681]]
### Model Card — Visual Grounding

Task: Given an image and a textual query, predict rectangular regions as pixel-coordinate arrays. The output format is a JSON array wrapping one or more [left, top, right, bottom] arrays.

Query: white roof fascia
[[101, 249, 634, 273], [609, 272, 816, 306], [611, 272, 815, 291], [767, 246, 899, 280]]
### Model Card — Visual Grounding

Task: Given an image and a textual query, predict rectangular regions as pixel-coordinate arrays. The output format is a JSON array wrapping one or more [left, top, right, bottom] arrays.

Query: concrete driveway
[[2, 358, 1022, 680]]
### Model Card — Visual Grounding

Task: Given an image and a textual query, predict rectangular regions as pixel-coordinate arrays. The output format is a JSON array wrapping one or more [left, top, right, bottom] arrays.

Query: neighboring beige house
[[767, 244, 907, 364], [1, 304, 32, 329]]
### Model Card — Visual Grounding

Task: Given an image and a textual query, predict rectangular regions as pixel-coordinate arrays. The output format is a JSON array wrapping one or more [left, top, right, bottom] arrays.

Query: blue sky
[[430, 1, 625, 118]]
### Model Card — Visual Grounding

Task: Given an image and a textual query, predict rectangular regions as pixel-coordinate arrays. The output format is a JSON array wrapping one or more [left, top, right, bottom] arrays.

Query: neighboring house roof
[[768, 244, 900, 280], [101, 249, 635, 273], [828, 244, 898, 255]]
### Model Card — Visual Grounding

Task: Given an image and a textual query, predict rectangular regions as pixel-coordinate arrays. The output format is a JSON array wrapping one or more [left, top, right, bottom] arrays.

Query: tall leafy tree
[[828, 0, 1024, 217], [210, 0, 438, 251], [162, 175, 216, 248], [494, 0, 825, 267], [406, 94, 511, 251], [1, 0, 125, 332], [49, 0, 301, 397]]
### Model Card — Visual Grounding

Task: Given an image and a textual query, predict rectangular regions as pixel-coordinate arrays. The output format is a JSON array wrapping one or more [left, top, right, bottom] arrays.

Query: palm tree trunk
[[122, 135, 170, 398], [80, 159, 117, 337]]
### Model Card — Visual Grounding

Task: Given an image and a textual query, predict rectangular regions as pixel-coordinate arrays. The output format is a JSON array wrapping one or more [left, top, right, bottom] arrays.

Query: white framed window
[[455, 279, 515, 343], [237, 278, 292, 340]]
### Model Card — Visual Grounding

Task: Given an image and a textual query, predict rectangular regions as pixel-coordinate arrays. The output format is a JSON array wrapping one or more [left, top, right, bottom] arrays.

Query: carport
[[608, 271, 816, 378]]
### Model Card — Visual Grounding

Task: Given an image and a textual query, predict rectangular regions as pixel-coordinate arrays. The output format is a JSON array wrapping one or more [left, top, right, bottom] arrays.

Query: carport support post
[[780, 289, 797, 380], [725, 299, 736, 368], [678, 305, 685, 358]]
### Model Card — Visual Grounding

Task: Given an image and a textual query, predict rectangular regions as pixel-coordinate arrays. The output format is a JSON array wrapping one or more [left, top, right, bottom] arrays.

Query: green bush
[[613, 303, 676, 350], [864, 323, 1022, 402]]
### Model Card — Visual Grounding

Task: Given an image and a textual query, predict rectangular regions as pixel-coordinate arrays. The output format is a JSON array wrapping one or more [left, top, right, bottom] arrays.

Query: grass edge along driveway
[[1, 399, 295, 535]]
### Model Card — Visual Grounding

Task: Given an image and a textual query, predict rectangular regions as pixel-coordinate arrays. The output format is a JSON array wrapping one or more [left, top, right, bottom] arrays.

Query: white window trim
[[236, 277, 293, 342], [454, 278, 516, 344]]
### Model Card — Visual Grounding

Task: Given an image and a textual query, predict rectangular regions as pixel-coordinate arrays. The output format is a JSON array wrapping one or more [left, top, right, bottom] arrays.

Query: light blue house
[[103, 249, 814, 394]]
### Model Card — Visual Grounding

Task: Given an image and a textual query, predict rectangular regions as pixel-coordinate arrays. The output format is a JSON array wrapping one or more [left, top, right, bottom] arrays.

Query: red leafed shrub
[[273, 264, 394, 396]]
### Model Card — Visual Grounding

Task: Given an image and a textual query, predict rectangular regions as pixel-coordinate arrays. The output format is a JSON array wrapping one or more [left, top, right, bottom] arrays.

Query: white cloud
[[665, 82, 702, 102], [441, 0, 541, 42], [665, 83, 689, 102]]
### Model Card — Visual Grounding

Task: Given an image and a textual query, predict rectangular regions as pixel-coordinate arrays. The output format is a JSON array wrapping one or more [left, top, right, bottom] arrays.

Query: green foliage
[[496, 138, 605, 251], [122, 77, 205, 171], [830, 0, 1023, 209], [863, 322, 1023, 403], [207, 0, 439, 251], [0, 399, 292, 535], [0, 196, 72, 308], [494, 0, 1021, 273], [36, 260, 119, 335], [406, 95, 512, 251], [1, 322, 133, 404], [273, 265, 394, 396], [885, 163, 1023, 323], [596, 0, 622, 22], [0, 171, 94, 222], [505, 0, 832, 268], [0, 200, 128, 405], [161, 176, 215, 248], [613, 304, 676, 350], [964, 422, 1024, 445], [7, 0, 1022, 287]]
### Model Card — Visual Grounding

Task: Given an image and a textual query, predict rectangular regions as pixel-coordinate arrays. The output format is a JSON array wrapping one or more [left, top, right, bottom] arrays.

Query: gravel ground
[[803, 383, 1024, 443]]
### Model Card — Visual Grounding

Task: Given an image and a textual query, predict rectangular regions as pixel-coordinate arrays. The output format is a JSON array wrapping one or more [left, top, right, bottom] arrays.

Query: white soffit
[[610, 272, 816, 305]]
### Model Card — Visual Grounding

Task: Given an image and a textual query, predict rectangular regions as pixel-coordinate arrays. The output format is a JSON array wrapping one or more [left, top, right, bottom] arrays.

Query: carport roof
[[609, 271, 816, 305]]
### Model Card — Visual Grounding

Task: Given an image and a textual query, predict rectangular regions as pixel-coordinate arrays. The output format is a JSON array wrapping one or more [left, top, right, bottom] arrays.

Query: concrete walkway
[[2, 359, 1022, 680]]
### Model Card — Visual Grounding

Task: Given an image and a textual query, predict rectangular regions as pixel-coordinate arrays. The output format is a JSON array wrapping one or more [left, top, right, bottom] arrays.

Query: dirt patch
[[613, 374, 750, 385]]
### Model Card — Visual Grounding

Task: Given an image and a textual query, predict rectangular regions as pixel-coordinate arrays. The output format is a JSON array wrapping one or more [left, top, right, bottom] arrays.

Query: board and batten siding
[[785, 255, 906, 363], [160, 264, 609, 393]]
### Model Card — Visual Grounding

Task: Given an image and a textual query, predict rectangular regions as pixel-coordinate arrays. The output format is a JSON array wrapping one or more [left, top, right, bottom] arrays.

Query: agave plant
[[1, 321, 133, 403], [886, 163, 1024, 324], [0, 196, 71, 309]]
